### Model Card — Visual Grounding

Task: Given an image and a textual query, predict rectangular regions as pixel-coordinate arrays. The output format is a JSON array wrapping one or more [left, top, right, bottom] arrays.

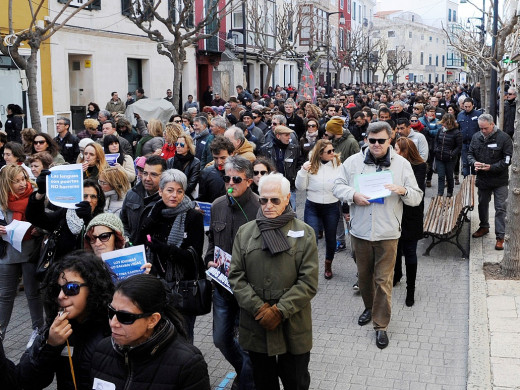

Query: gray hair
[[159, 169, 187, 191], [224, 156, 253, 179], [98, 110, 111, 119], [58, 117, 70, 127], [225, 126, 245, 143], [187, 107, 198, 114], [193, 116, 208, 127], [211, 116, 226, 129], [258, 173, 290, 197], [367, 121, 392, 137], [478, 113, 494, 125], [272, 114, 286, 125], [393, 100, 405, 108]]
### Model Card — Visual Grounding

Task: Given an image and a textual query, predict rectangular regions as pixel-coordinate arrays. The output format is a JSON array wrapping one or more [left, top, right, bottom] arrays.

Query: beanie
[[79, 138, 94, 149], [326, 116, 345, 135], [86, 213, 124, 236]]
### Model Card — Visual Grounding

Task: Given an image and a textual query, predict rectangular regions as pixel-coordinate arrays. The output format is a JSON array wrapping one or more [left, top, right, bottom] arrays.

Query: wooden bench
[[423, 175, 476, 258]]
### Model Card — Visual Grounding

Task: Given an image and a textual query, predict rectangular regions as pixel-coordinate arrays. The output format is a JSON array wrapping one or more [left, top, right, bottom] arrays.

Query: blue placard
[[101, 245, 147, 280], [47, 164, 83, 208], [196, 201, 212, 231]]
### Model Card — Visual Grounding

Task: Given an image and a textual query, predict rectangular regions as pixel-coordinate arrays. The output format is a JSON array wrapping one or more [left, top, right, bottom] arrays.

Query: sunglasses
[[174, 120, 182, 123], [254, 170, 268, 176], [410, 120, 418, 123], [34, 140, 47, 145], [57, 282, 88, 297], [88, 231, 114, 244], [83, 194, 98, 200], [323, 148, 335, 154], [223, 175, 243, 184], [175, 142, 185, 147], [108, 304, 153, 325], [368, 138, 388, 144], [308, 124, 317, 128], [259, 197, 282, 205], [252, 116, 259, 119]]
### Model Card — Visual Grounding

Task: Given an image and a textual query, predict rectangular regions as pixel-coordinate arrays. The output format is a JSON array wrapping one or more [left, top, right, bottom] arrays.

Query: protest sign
[[205, 246, 233, 294], [101, 245, 147, 280], [196, 201, 212, 231], [105, 154, 120, 166], [1, 220, 32, 252], [47, 164, 83, 208]]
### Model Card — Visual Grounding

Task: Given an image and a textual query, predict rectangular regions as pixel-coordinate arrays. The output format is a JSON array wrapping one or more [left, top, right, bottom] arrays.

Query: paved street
[[4, 182, 471, 389]]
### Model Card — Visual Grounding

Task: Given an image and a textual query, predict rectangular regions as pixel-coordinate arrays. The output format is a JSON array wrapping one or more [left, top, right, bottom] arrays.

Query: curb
[[467, 206, 492, 390]]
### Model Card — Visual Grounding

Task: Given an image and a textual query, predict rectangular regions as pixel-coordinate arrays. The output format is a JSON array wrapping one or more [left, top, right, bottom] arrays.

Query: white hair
[[258, 173, 290, 197]]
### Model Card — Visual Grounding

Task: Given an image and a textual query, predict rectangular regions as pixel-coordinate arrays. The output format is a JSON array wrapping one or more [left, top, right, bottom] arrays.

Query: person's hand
[[384, 184, 407, 196], [140, 262, 152, 274], [257, 305, 283, 331], [82, 161, 89, 172], [255, 303, 271, 321], [353, 192, 371, 206], [145, 238, 170, 257], [47, 312, 72, 347], [114, 163, 121, 169], [0, 226, 6, 235], [475, 162, 490, 171], [134, 113, 141, 120], [302, 161, 311, 171], [74, 201, 92, 220], [133, 141, 137, 146], [207, 261, 218, 268], [153, 149, 162, 156], [36, 170, 51, 195]]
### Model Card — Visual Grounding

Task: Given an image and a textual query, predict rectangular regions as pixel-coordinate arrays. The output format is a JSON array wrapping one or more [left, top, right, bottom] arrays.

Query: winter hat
[[135, 156, 146, 169], [86, 213, 124, 235], [79, 138, 94, 150], [346, 103, 357, 109], [326, 116, 345, 135]]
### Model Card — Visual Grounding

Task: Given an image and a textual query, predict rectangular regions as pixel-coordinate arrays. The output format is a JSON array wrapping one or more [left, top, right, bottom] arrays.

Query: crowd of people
[[0, 79, 515, 389]]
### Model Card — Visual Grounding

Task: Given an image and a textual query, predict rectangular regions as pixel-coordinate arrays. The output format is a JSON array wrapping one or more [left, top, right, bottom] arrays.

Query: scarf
[[7, 182, 33, 221], [194, 128, 210, 141], [306, 131, 318, 145], [364, 148, 391, 168], [66, 208, 85, 235], [255, 206, 296, 255], [173, 152, 194, 171]]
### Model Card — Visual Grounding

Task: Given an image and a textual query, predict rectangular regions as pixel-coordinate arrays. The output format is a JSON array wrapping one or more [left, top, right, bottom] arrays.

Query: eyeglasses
[[174, 120, 182, 123], [175, 142, 185, 147], [83, 194, 98, 200], [88, 231, 114, 244], [34, 140, 46, 145], [308, 124, 317, 128], [259, 197, 282, 205], [412, 107, 420, 110], [410, 120, 418, 123], [272, 122, 279, 126], [98, 179, 108, 186], [323, 148, 335, 155], [507, 93, 516, 96], [108, 304, 153, 325], [57, 282, 88, 297], [252, 116, 259, 119], [254, 170, 268, 176], [368, 138, 388, 144], [223, 175, 243, 184]]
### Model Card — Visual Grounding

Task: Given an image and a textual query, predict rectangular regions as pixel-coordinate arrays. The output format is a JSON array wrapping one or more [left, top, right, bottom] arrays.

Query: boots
[[454, 175, 460, 185], [405, 263, 417, 307], [393, 255, 403, 286], [324, 260, 333, 279]]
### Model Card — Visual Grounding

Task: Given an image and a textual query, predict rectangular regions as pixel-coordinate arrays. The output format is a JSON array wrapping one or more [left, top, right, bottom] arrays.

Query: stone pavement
[[4, 183, 471, 389], [468, 200, 520, 390]]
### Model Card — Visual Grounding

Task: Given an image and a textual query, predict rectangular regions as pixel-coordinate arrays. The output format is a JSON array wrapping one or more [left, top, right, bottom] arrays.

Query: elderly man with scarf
[[333, 121, 423, 349], [229, 173, 318, 390]]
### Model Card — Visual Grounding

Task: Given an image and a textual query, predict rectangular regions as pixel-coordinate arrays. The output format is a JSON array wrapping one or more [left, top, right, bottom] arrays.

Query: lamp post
[[325, 11, 345, 95]]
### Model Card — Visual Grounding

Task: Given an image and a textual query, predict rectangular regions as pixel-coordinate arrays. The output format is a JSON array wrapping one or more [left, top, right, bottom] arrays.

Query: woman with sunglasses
[[97, 167, 130, 217], [296, 139, 342, 279], [15, 250, 115, 390], [138, 169, 204, 343], [31, 132, 65, 164], [251, 157, 275, 195], [103, 135, 136, 183], [166, 134, 201, 199], [0, 165, 43, 338], [409, 114, 425, 134], [300, 117, 322, 162], [90, 274, 210, 389], [159, 122, 182, 161], [27, 178, 106, 261]]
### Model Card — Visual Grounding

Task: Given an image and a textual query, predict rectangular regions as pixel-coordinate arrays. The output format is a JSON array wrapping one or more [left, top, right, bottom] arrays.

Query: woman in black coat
[[5, 104, 24, 143], [166, 134, 201, 199], [434, 113, 462, 197], [393, 138, 426, 307]]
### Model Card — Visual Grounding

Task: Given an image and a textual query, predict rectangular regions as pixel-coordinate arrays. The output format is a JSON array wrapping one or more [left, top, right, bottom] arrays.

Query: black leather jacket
[[167, 154, 201, 199]]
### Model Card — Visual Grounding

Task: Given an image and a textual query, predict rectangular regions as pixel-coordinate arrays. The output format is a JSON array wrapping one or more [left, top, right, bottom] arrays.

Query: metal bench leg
[[423, 237, 437, 256]]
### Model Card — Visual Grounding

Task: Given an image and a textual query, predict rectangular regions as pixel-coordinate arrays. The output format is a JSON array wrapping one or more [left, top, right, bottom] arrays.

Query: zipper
[[123, 351, 132, 390]]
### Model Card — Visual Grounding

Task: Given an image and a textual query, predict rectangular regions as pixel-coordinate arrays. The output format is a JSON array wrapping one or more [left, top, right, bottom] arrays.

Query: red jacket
[[160, 143, 176, 160]]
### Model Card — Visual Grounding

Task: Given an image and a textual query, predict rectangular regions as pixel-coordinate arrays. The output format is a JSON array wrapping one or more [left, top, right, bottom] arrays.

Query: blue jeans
[[436, 160, 455, 195], [0, 262, 44, 337], [304, 200, 340, 260], [213, 288, 255, 389], [461, 144, 475, 177]]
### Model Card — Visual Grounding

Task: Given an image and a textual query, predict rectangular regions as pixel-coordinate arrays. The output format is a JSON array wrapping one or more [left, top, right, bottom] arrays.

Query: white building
[[371, 11, 447, 83]]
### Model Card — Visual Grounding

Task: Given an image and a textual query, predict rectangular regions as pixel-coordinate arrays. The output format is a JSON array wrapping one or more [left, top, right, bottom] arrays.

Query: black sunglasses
[[259, 197, 282, 205], [88, 231, 114, 244], [174, 120, 182, 123], [254, 170, 268, 176], [175, 142, 185, 147], [368, 138, 388, 144], [223, 175, 243, 184], [108, 304, 153, 325], [323, 148, 335, 154], [308, 124, 318, 128], [34, 140, 47, 145], [57, 282, 88, 297]]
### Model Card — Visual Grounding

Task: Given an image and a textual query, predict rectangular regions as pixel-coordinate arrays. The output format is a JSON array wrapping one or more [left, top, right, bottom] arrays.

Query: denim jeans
[[304, 200, 340, 260], [478, 185, 508, 239], [213, 288, 255, 389], [0, 262, 44, 337], [436, 160, 455, 195], [461, 144, 475, 177]]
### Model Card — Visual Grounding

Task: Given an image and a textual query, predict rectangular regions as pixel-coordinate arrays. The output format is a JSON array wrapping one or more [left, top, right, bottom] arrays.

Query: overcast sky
[[375, 0, 482, 21]]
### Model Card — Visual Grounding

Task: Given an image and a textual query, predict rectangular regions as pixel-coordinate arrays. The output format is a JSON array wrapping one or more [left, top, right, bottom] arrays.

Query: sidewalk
[[468, 201, 520, 390]]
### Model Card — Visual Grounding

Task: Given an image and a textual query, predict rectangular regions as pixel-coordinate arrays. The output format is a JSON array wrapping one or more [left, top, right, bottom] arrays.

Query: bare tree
[[369, 38, 386, 82], [247, 1, 305, 93], [0, 0, 97, 132], [345, 27, 367, 84], [386, 47, 412, 83], [125, 0, 236, 111]]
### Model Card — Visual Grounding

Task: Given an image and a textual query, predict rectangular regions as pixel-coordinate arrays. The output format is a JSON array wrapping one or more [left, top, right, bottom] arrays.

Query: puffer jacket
[[90, 319, 210, 390], [434, 127, 462, 162], [467, 127, 513, 189], [332, 147, 423, 241], [295, 160, 341, 204]]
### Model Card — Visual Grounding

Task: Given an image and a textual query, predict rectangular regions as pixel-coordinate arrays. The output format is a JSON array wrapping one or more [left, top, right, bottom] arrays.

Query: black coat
[[400, 162, 426, 241], [434, 127, 462, 162], [54, 131, 80, 164], [5, 114, 23, 143], [285, 113, 305, 139], [503, 99, 516, 137], [0, 340, 18, 390], [167, 153, 201, 199], [197, 165, 226, 203], [90, 319, 210, 390]]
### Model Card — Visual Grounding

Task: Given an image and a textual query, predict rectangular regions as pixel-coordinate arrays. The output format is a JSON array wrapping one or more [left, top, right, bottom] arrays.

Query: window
[[353, 2, 356, 20], [411, 15, 414, 22], [448, 9, 452, 22], [453, 10, 456, 22], [59, 0, 101, 9], [420, 52, 424, 65], [388, 31, 395, 38], [442, 55, 445, 67], [122, 0, 154, 20], [429, 36, 432, 41], [409, 31, 412, 38], [340, 0, 344, 10], [339, 28, 345, 50], [421, 34, 424, 40], [347, 0, 351, 13], [435, 55, 439, 66], [429, 54, 432, 65]]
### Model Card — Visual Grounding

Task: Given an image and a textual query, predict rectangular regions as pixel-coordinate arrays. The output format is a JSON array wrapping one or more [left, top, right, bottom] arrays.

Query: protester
[[31, 132, 65, 164], [166, 134, 200, 199], [98, 167, 130, 217], [27, 152, 53, 179], [4, 104, 24, 143], [434, 113, 462, 197], [80, 142, 108, 180], [251, 157, 275, 194], [102, 135, 136, 183], [2, 141, 35, 179]]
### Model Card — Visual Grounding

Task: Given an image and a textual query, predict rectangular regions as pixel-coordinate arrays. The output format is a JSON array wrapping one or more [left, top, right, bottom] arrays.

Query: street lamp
[[325, 11, 345, 95]]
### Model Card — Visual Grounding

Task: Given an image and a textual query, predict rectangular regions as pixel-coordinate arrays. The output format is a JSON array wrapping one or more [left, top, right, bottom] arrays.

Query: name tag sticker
[[93, 378, 116, 390], [201, 141, 206, 145], [184, 232, 188, 239], [285, 158, 294, 163], [304, 143, 310, 147], [289, 123, 295, 127], [506, 156, 511, 164], [65, 143, 73, 147], [471, 116, 478, 120], [287, 230, 304, 238], [488, 143, 498, 148]]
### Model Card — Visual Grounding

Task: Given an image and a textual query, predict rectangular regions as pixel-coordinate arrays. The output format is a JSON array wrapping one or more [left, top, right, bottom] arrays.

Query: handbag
[[169, 247, 212, 316], [35, 226, 61, 282]]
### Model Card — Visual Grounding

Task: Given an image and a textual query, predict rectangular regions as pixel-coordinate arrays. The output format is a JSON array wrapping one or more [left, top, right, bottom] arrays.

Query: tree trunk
[[172, 52, 184, 114], [484, 73, 491, 113], [263, 63, 276, 95], [501, 67, 520, 277], [497, 71, 506, 130], [26, 45, 42, 132]]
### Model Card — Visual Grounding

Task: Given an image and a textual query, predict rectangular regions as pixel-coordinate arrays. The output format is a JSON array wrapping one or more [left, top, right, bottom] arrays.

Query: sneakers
[[335, 241, 347, 253], [472, 227, 490, 238]]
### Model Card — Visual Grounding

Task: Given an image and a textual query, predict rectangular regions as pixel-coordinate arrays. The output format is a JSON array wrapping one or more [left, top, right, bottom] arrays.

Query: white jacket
[[332, 147, 423, 241], [295, 160, 341, 204]]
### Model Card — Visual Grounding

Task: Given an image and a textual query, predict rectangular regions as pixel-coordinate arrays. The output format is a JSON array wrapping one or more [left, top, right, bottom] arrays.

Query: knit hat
[[79, 138, 94, 149], [346, 103, 357, 109], [326, 116, 345, 135], [135, 156, 146, 169], [86, 213, 124, 235]]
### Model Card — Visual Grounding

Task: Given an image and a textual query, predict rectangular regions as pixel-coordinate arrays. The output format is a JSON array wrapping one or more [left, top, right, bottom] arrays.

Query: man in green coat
[[229, 173, 318, 390]]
